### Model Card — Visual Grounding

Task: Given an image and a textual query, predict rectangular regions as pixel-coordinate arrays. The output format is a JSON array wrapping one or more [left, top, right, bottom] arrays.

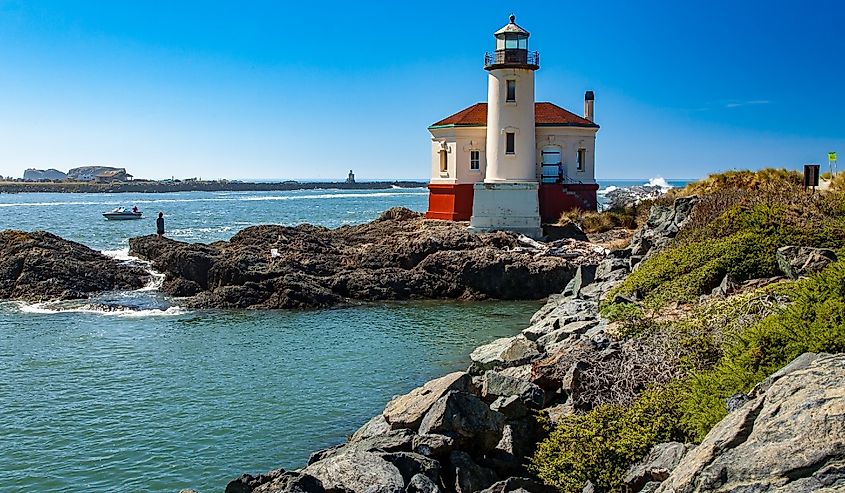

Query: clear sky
[[0, 0, 842, 181]]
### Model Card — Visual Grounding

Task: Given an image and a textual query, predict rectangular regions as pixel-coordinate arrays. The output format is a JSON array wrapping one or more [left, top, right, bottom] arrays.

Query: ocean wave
[[647, 176, 673, 190], [0, 201, 103, 207], [597, 185, 618, 196], [12, 301, 188, 317]]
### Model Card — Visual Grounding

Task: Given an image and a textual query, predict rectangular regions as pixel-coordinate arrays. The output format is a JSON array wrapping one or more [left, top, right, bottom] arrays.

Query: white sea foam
[[597, 185, 618, 196], [100, 248, 165, 291], [647, 176, 673, 190], [13, 302, 188, 317]]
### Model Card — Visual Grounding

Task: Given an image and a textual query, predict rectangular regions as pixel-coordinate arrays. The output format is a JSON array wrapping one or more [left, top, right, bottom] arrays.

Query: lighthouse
[[469, 15, 543, 238], [425, 16, 600, 233]]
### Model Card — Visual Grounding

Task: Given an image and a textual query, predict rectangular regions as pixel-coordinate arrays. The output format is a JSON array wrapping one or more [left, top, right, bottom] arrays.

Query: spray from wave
[[12, 301, 188, 317], [646, 176, 673, 190]]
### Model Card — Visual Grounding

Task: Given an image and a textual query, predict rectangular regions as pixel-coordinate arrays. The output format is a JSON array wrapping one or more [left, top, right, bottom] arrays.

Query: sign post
[[830, 152, 838, 177]]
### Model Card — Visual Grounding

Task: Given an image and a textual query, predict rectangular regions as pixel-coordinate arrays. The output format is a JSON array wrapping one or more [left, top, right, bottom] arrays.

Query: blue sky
[[0, 0, 842, 181]]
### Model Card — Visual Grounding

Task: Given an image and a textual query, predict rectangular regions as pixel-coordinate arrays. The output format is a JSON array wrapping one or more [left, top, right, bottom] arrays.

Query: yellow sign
[[831, 152, 838, 161]]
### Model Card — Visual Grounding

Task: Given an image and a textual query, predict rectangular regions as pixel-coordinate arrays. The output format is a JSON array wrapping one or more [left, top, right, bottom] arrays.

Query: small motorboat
[[103, 207, 143, 220]]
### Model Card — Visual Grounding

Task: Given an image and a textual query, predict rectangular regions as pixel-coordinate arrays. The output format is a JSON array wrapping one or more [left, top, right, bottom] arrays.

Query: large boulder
[[383, 372, 473, 430], [479, 477, 558, 493], [622, 442, 693, 493], [630, 196, 699, 267], [302, 450, 405, 493], [450, 450, 499, 493], [418, 391, 505, 451], [776, 246, 837, 280], [656, 353, 845, 493], [0, 230, 148, 300], [481, 371, 545, 409], [470, 336, 542, 374]]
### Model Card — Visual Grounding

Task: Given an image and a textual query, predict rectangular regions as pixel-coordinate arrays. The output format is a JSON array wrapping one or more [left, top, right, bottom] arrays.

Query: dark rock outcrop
[[0, 230, 148, 300], [629, 196, 699, 267], [776, 245, 837, 280], [128, 208, 594, 309], [655, 352, 845, 493]]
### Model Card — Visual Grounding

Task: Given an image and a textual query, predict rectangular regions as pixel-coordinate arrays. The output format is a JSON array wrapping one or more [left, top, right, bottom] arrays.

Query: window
[[541, 146, 562, 183], [505, 133, 515, 154], [577, 148, 586, 171], [470, 150, 480, 170], [506, 80, 516, 102], [439, 149, 448, 172]]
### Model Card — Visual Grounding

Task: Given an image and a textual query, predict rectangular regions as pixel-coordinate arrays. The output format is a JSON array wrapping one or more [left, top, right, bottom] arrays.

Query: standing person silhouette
[[156, 212, 165, 239]]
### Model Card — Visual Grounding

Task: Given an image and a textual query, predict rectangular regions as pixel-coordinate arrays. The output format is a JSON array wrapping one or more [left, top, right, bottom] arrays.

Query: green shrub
[[531, 386, 690, 493], [680, 260, 845, 440], [558, 208, 638, 233], [600, 302, 648, 337]]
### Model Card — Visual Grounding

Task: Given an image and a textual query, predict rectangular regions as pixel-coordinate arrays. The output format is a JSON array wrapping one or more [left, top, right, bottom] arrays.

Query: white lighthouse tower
[[469, 15, 543, 238]]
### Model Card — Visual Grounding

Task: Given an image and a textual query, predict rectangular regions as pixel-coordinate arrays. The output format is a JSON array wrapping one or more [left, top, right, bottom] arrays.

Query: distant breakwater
[[0, 180, 428, 194]]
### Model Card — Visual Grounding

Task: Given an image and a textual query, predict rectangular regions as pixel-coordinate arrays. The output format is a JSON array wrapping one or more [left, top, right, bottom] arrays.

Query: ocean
[[0, 179, 687, 492]]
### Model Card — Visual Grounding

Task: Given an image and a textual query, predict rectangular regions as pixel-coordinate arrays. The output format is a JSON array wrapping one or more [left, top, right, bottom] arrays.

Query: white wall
[[534, 127, 597, 184], [429, 127, 487, 184], [485, 68, 536, 182]]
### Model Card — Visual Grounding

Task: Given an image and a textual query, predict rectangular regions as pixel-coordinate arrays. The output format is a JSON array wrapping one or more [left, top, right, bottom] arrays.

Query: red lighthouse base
[[425, 183, 474, 221], [539, 183, 600, 222]]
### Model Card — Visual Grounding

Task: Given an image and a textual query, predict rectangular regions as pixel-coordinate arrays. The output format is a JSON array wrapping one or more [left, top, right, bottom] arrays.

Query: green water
[[0, 300, 539, 492]]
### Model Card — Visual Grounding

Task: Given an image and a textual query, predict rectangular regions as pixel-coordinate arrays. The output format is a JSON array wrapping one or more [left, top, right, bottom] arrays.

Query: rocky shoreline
[[203, 196, 845, 493], [0, 230, 149, 300], [128, 208, 605, 309]]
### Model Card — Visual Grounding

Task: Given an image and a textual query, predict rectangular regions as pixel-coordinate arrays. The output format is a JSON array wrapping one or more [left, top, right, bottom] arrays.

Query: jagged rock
[[543, 222, 590, 242], [725, 392, 749, 413], [776, 245, 837, 280], [531, 339, 595, 392], [622, 442, 694, 492], [481, 371, 545, 408], [495, 418, 542, 463], [479, 477, 558, 493], [594, 257, 629, 282], [307, 444, 345, 465], [383, 372, 473, 430], [563, 264, 597, 297], [605, 184, 668, 210], [407, 473, 442, 493], [490, 395, 528, 419], [470, 336, 541, 374], [252, 472, 324, 493], [450, 450, 499, 493], [419, 391, 505, 451], [349, 429, 415, 453], [630, 196, 699, 267], [350, 414, 392, 442], [582, 480, 596, 493], [543, 401, 575, 427], [302, 450, 404, 493], [534, 320, 599, 350], [710, 273, 739, 297], [0, 230, 148, 300], [656, 352, 845, 493], [413, 433, 455, 458], [521, 299, 600, 342], [380, 451, 441, 484], [128, 210, 586, 309], [499, 364, 533, 381]]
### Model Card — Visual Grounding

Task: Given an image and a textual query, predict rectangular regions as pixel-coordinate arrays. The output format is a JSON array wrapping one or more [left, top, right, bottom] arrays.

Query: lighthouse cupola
[[484, 14, 539, 70]]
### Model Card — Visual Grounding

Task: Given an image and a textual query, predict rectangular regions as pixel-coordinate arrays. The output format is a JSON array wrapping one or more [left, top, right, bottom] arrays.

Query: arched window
[[439, 149, 448, 173]]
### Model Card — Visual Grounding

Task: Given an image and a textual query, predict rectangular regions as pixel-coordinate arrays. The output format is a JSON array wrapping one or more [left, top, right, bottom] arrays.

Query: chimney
[[584, 90, 595, 122]]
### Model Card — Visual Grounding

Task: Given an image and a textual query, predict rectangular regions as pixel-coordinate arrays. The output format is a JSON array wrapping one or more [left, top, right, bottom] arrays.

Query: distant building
[[346, 170, 356, 183], [68, 166, 130, 182], [426, 16, 599, 236], [93, 169, 133, 183], [23, 168, 68, 181]]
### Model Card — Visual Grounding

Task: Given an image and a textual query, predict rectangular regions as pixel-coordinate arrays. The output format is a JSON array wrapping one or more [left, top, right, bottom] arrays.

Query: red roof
[[430, 102, 598, 128]]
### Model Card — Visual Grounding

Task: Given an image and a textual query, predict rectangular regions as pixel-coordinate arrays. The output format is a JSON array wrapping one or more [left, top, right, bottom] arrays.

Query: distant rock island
[[22, 168, 67, 181]]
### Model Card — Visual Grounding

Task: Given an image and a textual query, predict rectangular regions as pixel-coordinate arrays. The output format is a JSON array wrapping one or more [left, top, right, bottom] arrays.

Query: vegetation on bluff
[[531, 169, 845, 492]]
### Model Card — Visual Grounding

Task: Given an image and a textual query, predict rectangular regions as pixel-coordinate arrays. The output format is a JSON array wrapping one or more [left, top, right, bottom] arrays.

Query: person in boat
[[156, 212, 165, 239], [132, 205, 139, 214]]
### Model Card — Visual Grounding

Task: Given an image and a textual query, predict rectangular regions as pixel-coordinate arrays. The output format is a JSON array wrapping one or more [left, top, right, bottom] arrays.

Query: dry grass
[[558, 209, 638, 234]]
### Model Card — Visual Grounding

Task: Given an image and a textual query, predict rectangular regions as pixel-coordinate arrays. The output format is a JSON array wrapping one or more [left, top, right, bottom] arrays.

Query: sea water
[[0, 181, 682, 492]]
